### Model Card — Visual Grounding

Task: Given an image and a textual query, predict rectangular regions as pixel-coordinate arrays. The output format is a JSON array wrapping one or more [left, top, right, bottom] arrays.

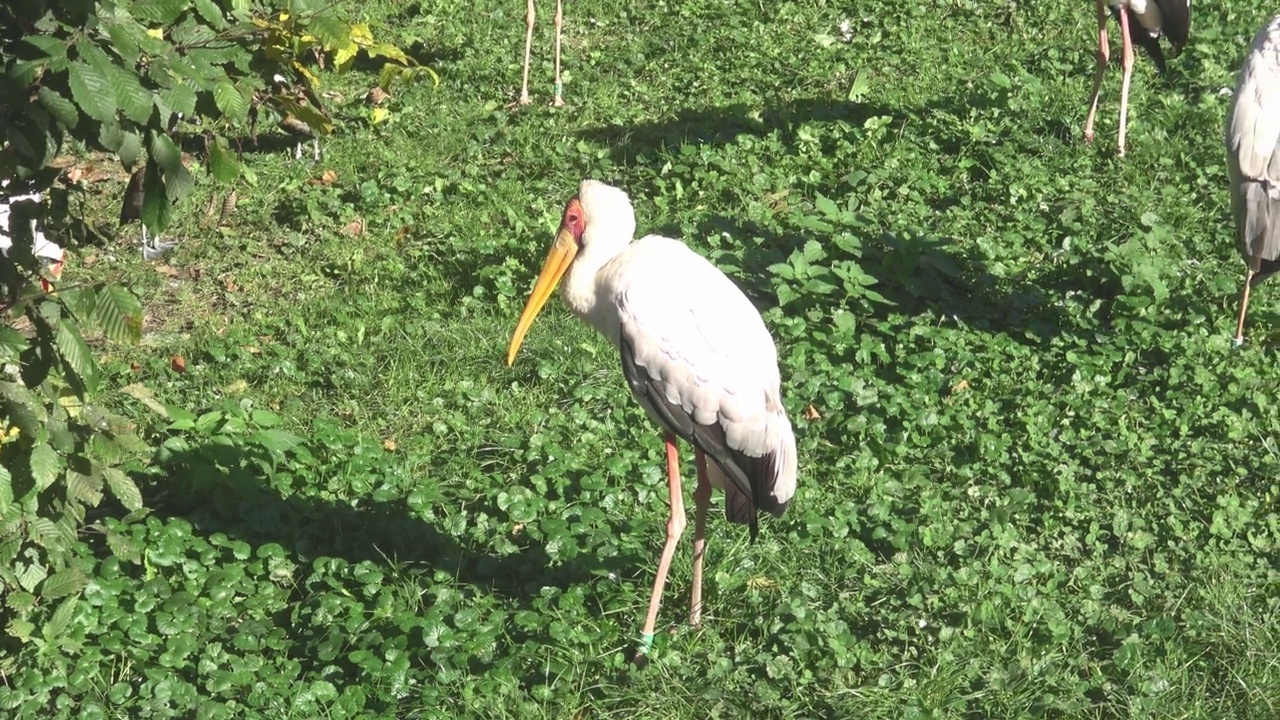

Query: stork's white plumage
[[1084, 0, 1191, 156], [1227, 14, 1280, 344], [1, 186, 64, 293], [505, 180, 797, 658]]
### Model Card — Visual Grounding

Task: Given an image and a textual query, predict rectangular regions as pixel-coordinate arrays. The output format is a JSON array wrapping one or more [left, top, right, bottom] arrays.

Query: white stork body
[[506, 180, 797, 658], [1084, 0, 1191, 156], [1, 187, 64, 292], [1227, 14, 1280, 344]]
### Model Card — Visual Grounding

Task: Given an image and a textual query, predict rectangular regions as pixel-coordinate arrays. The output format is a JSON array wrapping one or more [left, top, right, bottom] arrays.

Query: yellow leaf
[[366, 42, 412, 65], [371, 107, 389, 125], [349, 23, 374, 44], [278, 12, 290, 22], [57, 389, 84, 418], [334, 41, 359, 72], [1, 423, 20, 444], [146, 28, 164, 39], [295, 64, 320, 88]]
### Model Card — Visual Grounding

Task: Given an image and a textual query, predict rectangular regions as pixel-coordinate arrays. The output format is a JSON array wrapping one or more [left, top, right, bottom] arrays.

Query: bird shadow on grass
[[140, 439, 640, 604]]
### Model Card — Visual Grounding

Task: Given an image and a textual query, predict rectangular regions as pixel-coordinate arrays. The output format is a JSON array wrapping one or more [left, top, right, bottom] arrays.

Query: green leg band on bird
[[637, 631, 655, 655], [554, 82, 563, 97]]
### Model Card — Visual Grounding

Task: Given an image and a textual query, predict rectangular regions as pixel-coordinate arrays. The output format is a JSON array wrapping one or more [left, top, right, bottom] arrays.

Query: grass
[[4, 0, 1280, 717]]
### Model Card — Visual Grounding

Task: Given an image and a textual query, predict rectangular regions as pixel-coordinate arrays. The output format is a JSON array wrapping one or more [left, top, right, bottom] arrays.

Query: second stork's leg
[[519, 0, 536, 105], [637, 434, 687, 659], [1236, 267, 1258, 345], [1116, 8, 1136, 156], [690, 450, 712, 627], [1083, 0, 1110, 144], [551, 0, 565, 106]]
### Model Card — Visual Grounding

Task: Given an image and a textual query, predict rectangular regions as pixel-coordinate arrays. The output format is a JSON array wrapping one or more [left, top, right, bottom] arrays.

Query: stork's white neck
[[561, 229, 630, 326], [557, 179, 638, 338]]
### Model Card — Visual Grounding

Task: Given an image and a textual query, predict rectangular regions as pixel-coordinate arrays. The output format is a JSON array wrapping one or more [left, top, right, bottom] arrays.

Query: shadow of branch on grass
[[578, 98, 906, 166]]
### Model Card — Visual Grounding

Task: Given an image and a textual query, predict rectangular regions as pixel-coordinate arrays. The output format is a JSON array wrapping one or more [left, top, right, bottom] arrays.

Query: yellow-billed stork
[[1083, 0, 1191, 156], [518, 0, 564, 106], [505, 180, 797, 658], [1227, 14, 1280, 344]]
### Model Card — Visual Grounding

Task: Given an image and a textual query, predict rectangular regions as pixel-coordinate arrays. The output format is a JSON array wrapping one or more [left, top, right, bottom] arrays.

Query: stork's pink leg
[[1083, 0, 1110, 144], [519, 0, 536, 105], [1117, 8, 1135, 156], [1236, 268, 1257, 345], [689, 450, 712, 627], [637, 433, 687, 659], [551, 0, 565, 107]]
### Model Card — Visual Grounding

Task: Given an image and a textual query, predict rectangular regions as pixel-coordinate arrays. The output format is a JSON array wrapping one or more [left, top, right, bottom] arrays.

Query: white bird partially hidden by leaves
[[505, 180, 798, 662], [1227, 13, 1280, 344], [1084, 0, 1191, 156], [1, 185, 64, 294], [119, 166, 179, 261]]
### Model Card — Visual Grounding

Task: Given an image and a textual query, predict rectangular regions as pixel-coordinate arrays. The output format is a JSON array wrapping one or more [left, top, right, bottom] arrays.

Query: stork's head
[[505, 180, 636, 366]]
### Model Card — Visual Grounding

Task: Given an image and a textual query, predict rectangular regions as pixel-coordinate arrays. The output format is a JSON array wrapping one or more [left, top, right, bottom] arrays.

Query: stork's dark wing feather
[[1155, 0, 1191, 50], [620, 335, 778, 538]]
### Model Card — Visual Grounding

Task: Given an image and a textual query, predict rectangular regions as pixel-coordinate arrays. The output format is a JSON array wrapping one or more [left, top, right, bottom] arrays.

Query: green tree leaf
[[0, 382, 45, 436], [131, 0, 187, 24], [55, 321, 99, 394], [0, 466, 12, 516], [150, 132, 182, 174], [67, 61, 117, 124], [42, 595, 79, 641], [193, 0, 228, 28], [140, 161, 171, 232], [103, 468, 143, 512], [109, 64, 155, 124], [30, 444, 61, 493], [41, 566, 88, 601], [93, 285, 143, 344], [213, 80, 250, 122], [0, 326, 25, 362], [23, 36, 68, 60], [160, 79, 197, 119], [208, 136, 240, 183], [65, 469, 104, 506], [37, 87, 79, 129], [118, 131, 143, 169]]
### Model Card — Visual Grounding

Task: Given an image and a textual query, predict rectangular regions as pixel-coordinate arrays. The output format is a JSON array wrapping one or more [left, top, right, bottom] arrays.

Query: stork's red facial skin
[[562, 197, 586, 247]]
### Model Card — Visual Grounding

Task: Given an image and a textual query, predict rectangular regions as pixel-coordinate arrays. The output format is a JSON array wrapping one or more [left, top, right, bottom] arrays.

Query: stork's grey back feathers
[[1226, 15, 1280, 280]]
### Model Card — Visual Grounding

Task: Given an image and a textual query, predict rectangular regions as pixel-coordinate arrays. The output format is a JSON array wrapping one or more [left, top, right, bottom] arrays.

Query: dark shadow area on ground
[[576, 96, 1099, 345], [579, 98, 906, 165], [145, 440, 641, 602]]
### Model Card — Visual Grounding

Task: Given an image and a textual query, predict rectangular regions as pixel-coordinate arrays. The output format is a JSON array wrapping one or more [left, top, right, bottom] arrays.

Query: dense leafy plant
[[0, 0, 422, 641]]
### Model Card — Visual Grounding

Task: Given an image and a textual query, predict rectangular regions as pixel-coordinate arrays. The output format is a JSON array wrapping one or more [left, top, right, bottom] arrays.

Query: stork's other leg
[[1236, 267, 1257, 345], [690, 450, 712, 627], [311, 138, 321, 163], [1083, 0, 1110, 144], [551, 0, 565, 107], [520, 0, 536, 105], [637, 433, 687, 660], [1116, 9, 1135, 157]]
